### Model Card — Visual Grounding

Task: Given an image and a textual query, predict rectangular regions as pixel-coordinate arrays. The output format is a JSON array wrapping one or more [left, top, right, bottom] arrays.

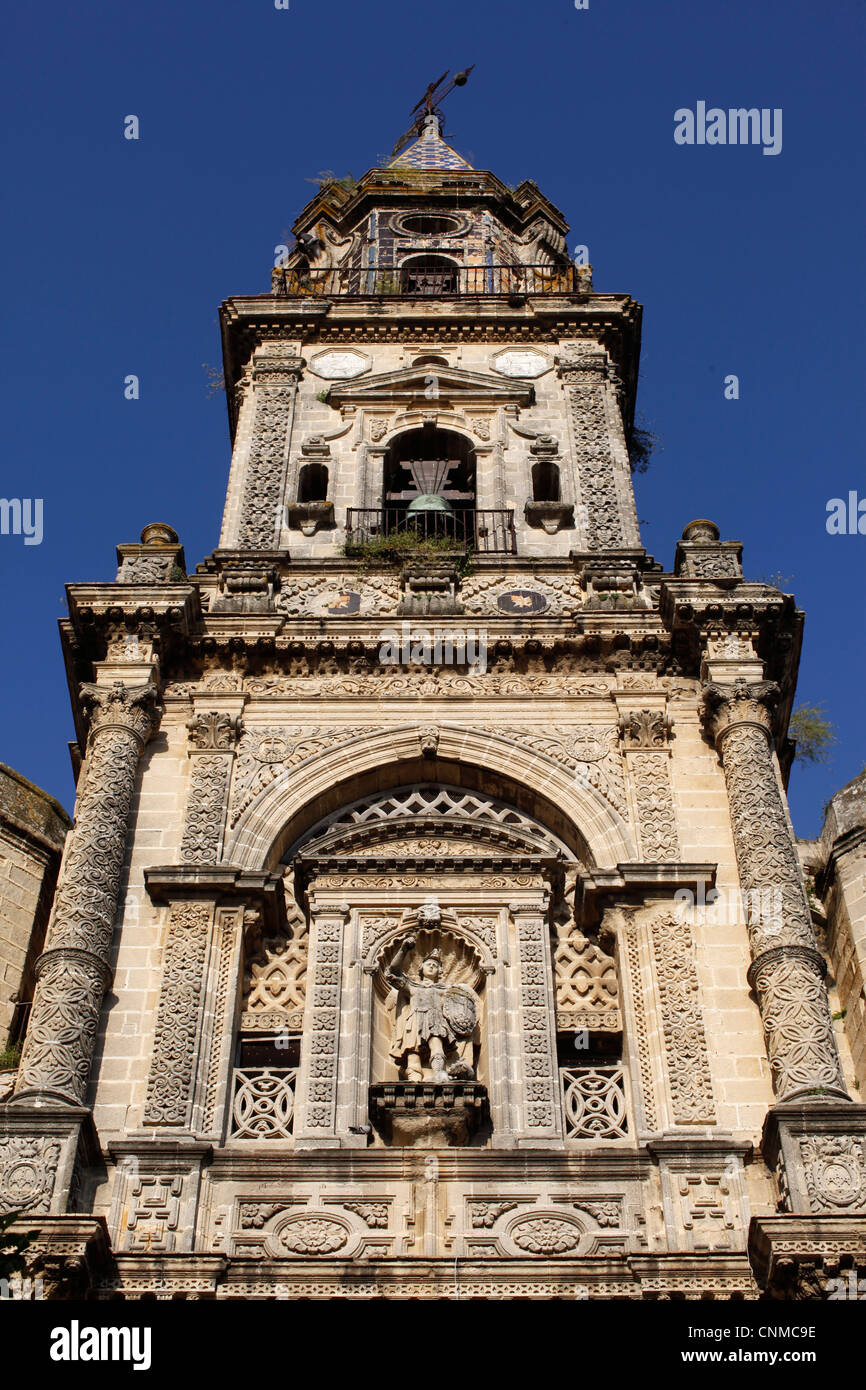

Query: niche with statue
[[368, 899, 491, 1147]]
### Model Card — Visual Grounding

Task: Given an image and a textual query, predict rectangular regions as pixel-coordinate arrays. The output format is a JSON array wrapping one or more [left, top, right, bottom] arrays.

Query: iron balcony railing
[[274, 263, 577, 299], [346, 507, 517, 555]]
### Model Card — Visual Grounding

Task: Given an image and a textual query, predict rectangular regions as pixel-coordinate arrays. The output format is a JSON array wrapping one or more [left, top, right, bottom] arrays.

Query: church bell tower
[[2, 79, 864, 1303]]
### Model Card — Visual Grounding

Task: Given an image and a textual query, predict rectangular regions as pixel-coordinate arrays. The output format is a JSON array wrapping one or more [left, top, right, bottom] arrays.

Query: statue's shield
[[443, 986, 476, 1038]]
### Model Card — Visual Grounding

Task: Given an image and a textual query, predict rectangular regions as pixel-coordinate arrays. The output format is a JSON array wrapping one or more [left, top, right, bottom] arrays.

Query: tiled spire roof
[[388, 115, 473, 172]]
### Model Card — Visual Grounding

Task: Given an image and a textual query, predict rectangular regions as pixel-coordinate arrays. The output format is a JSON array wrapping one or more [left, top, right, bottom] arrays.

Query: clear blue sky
[[2, 0, 863, 837]]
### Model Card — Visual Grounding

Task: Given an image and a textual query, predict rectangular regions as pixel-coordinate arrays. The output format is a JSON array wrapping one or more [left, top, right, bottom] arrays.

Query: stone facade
[[0, 763, 70, 1059], [1, 118, 864, 1300]]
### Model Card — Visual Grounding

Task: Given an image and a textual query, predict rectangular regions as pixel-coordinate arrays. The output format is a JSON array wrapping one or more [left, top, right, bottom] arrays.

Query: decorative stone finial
[[681, 519, 720, 543], [140, 523, 179, 547]]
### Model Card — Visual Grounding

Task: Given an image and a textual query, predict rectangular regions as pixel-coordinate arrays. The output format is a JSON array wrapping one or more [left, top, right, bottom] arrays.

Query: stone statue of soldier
[[384, 935, 478, 1083]]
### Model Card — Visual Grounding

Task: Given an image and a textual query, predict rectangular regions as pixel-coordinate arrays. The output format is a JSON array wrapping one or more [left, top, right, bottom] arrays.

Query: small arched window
[[401, 255, 459, 295]]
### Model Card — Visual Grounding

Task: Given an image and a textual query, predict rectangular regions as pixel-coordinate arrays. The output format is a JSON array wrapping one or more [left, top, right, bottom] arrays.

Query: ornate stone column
[[13, 681, 160, 1106], [703, 679, 848, 1102]]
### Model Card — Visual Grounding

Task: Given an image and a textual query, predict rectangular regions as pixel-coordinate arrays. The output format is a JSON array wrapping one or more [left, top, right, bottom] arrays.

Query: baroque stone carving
[[630, 752, 680, 861], [14, 681, 159, 1103], [187, 711, 242, 750], [510, 1215, 582, 1254], [144, 901, 212, 1126], [561, 1066, 628, 1139], [572, 1200, 622, 1227], [0, 1137, 61, 1215], [124, 1176, 183, 1253], [231, 726, 391, 827], [237, 364, 302, 548], [384, 935, 479, 1082], [558, 356, 626, 549], [513, 907, 557, 1131], [555, 932, 617, 1010], [180, 755, 234, 864], [274, 1215, 349, 1255], [460, 572, 584, 617], [800, 1136, 866, 1212], [469, 1200, 519, 1228], [516, 725, 627, 820], [618, 709, 672, 748], [241, 905, 308, 1031], [650, 913, 716, 1124], [341, 1202, 389, 1228], [704, 679, 847, 1101], [303, 912, 346, 1130]]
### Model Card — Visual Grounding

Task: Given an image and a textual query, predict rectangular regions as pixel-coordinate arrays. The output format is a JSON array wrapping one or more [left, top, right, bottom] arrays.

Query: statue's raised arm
[[384, 935, 416, 991]]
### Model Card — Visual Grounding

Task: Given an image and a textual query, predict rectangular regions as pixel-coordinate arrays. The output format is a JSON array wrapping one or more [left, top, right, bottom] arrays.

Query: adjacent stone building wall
[[0, 763, 70, 1044], [801, 771, 866, 1089]]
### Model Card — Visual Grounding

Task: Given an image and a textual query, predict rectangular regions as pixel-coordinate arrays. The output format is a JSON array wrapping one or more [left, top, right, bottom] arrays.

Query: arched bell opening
[[382, 426, 476, 544], [400, 253, 459, 294]]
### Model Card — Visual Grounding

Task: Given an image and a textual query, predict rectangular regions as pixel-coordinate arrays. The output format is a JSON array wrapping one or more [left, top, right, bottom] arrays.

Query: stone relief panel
[[230, 726, 391, 827], [237, 365, 301, 548], [554, 931, 620, 1032], [800, 1136, 866, 1213], [0, 1137, 61, 1215], [650, 913, 716, 1124], [240, 895, 309, 1033], [558, 355, 627, 549], [144, 901, 212, 1126]]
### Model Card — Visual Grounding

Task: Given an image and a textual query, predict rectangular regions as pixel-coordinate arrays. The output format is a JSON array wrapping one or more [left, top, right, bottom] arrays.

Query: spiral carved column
[[704, 679, 848, 1103], [13, 681, 160, 1106]]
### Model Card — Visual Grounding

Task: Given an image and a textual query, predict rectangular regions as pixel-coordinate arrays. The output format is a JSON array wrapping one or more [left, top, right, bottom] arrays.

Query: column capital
[[702, 678, 779, 745], [186, 710, 243, 751], [80, 680, 161, 747]]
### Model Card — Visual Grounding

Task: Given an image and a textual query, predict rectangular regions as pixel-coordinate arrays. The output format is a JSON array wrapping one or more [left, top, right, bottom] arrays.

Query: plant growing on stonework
[[0, 1041, 21, 1069], [626, 416, 660, 474], [789, 703, 838, 765], [344, 530, 469, 572], [202, 363, 225, 396], [316, 389, 330, 403]]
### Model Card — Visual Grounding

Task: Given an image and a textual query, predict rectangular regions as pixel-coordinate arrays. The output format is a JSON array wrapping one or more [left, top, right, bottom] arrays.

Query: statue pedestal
[[369, 1081, 488, 1148]]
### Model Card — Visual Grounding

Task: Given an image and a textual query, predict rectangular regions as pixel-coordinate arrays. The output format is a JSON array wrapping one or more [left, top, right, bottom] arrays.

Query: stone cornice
[[576, 862, 717, 929]]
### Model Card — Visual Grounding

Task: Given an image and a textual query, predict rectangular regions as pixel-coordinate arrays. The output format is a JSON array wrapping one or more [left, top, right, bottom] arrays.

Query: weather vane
[[391, 66, 475, 158]]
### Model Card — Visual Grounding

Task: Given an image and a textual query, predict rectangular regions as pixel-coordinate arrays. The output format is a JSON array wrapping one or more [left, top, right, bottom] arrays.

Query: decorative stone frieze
[[704, 679, 847, 1102], [13, 681, 160, 1106]]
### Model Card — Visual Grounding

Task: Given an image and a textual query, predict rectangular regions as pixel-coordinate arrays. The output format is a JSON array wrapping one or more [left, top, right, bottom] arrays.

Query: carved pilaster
[[510, 901, 561, 1141], [144, 900, 213, 1127], [180, 711, 243, 864], [294, 902, 350, 1145], [703, 679, 847, 1102], [556, 352, 634, 550], [236, 355, 303, 548], [618, 708, 680, 861], [13, 681, 159, 1106]]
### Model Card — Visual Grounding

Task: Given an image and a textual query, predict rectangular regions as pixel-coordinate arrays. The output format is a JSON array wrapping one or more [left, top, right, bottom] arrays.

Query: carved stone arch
[[363, 905, 495, 981], [286, 782, 572, 863], [223, 727, 636, 871]]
